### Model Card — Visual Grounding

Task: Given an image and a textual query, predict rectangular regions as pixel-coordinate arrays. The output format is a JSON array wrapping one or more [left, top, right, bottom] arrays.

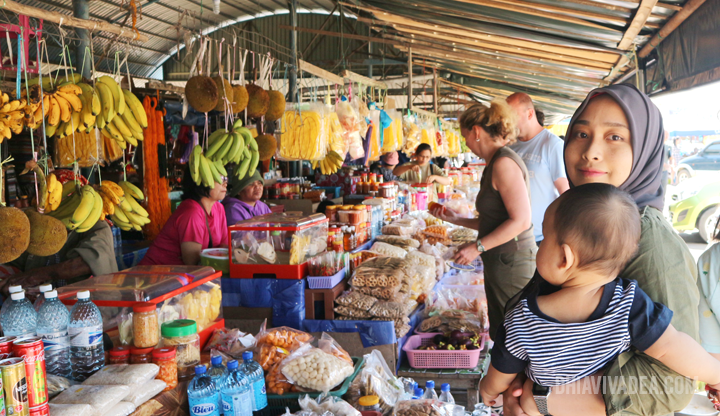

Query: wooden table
[[396, 352, 491, 410]]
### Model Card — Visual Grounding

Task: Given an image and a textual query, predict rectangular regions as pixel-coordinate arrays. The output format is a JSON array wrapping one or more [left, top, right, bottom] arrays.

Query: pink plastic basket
[[403, 333, 485, 369]]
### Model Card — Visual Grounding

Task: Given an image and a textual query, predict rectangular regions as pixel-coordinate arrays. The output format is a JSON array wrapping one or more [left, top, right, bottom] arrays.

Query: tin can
[[0, 337, 16, 361], [28, 404, 47, 416], [0, 357, 28, 416], [11, 338, 46, 409]]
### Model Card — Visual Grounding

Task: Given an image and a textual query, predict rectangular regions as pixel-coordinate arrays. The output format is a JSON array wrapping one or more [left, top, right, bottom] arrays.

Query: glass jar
[[161, 319, 201, 381], [153, 347, 178, 392], [108, 346, 130, 365], [325, 205, 337, 222], [332, 229, 344, 253], [358, 395, 381, 412], [133, 302, 159, 348], [130, 346, 154, 364]]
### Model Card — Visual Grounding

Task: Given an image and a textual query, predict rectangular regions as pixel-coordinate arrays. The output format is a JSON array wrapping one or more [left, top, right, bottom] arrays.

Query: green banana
[[236, 155, 251, 180], [199, 155, 214, 188], [232, 119, 243, 131], [248, 150, 260, 177], [215, 133, 235, 162], [206, 133, 228, 159], [214, 160, 228, 177], [208, 158, 223, 184], [191, 145, 202, 185]]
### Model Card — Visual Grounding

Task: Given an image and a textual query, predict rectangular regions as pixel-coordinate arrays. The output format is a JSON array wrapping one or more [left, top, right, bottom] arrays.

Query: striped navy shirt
[[491, 277, 673, 387]]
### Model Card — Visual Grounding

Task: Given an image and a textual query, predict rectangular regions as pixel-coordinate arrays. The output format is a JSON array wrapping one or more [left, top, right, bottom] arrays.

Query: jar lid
[[109, 347, 130, 357], [359, 395, 380, 406], [129, 346, 154, 355], [133, 302, 156, 313], [161, 319, 197, 338], [152, 347, 176, 359]]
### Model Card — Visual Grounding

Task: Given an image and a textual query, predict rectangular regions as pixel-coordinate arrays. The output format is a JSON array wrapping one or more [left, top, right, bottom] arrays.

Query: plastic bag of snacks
[[405, 250, 436, 270], [299, 393, 361, 416], [369, 242, 408, 259], [281, 344, 355, 392], [334, 305, 373, 319], [335, 290, 378, 311], [255, 321, 313, 371], [56, 130, 105, 168], [279, 102, 328, 161], [419, 310, 486, 334], [373, 316, 412, 338], [375, 235, 420, 250], [426, 286, 486, 316], [346, 350, 405, 415], [318, 332, 352, 364], [402, 115, 421, 155], [442, 271, 484, 286], [394, 399, 459, 416], [51, 385, 131, 416], [266, 361, 302, 395], [422, 225, 450, 240], [48, 374, 77, 399], [350, 257, 408, 288], [204, 328, 256, 359], [355, 285, 402, 301], [368, 301, 408, 320]]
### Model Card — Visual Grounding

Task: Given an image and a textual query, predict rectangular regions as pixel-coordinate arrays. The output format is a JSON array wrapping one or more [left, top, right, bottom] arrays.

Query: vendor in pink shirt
[[140, 165, 228, 266], [222, 170, 272, 225]]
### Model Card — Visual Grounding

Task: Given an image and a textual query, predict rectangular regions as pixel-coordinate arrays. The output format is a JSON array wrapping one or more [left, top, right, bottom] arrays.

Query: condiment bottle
[[108, 346, 130, 365], [133, 302, 159, 348], [153, 347, 178, 392], [349, 226, 357, 250], [343, 226, 352, 252], [130, 346, 154, 364]]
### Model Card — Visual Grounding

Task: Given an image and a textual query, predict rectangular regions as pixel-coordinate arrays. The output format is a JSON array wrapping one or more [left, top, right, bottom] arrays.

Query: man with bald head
[[506, 92, 569, 245]]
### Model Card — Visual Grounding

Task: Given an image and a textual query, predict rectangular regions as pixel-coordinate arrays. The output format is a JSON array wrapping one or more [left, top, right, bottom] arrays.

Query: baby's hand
[[479, 378, 499, 407]]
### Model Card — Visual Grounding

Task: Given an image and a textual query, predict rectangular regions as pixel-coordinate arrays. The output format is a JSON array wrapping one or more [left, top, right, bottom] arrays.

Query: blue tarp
[[221, 278, 305, 330], [302, 319, 396, 348]]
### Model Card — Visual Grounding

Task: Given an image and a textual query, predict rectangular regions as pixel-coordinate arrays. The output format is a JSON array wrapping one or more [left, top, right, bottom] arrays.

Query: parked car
[[676, 140, 720, 183], [668, 177, 720, 243]]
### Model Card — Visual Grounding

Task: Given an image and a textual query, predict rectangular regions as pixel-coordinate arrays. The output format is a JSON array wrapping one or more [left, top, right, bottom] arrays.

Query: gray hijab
[[565, 83, 665, 210]]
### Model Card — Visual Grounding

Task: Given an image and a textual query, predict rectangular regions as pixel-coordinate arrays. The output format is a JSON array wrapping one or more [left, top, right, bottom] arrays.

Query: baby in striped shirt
[[479, 183, 720, 416]]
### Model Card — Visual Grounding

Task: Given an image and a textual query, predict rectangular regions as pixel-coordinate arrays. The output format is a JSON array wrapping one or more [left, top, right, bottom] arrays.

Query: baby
[[480, 183, 720, 416]]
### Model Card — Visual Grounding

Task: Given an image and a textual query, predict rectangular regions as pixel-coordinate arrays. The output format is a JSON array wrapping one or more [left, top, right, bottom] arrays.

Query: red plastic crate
[[403, 333, 485, 369]]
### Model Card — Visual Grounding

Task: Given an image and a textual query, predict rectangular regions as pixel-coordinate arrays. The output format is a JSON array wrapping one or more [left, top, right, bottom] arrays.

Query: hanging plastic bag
[[279, 102, 328, 161]]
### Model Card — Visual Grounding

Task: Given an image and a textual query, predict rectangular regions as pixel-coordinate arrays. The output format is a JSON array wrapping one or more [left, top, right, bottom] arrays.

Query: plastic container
[[439, 383, 454, 404], [208, 355, 228, 385], [68, 290, 104, 381], [153, 347, 178, 392], [1, 290, 37, 338], [403, 333, 485, 369], [132, 302, 159, 348], [413, 387, 424, 399], [36, 290, 71, 378], [130, 346, 154, 364], [221, 359, 253, 416], [33, 284, 53, 312], [200, 248, 230, 274], [359, 395, 381, 412], [188, 365, 220, 416], [325, 206, 338, 222], [307, 268, 346, 289], [161, 319, 201, 381], [108, 346, 130, 365], [240, 352, 267, 412]]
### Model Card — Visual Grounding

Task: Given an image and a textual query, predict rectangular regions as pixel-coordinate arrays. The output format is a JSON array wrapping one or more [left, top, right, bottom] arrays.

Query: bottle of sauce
[[332, 228, 344, 253], [343, 226, 352, 252], [349, 226, 358, 250]]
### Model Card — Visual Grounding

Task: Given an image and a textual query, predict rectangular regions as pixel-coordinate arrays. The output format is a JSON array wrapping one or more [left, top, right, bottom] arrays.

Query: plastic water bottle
[[33, 284, 53, 312], [189, 365, 220, 416], [208, 355, 228, 408], [36, 290, 71, 378], [1, 291, 37, 337], [439, 383, 455, 404], [68, 290, 104, 381], [240, 351, 267, 412], [222, 360, 253, 416], [0, 285, 25, 332], [112, 226, 123, 256], [423, 380, 438, 400], [413, 387, 424, 399]]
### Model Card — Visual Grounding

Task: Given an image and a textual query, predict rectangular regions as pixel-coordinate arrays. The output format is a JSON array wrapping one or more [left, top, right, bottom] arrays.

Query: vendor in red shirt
[[140, 166, 228, 266]]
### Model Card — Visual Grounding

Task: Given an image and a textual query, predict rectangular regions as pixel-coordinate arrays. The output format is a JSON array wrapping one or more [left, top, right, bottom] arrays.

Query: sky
[[651, 79, 720, 133]]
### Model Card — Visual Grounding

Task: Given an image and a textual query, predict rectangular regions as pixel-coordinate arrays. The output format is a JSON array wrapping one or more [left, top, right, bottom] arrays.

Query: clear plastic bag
[[335, 290, 378, 311], [48, 374, 78, 399], [281, 344, 355, 392], [334, 305, 373, 319], [442, 271, 484, 286], [350, 257, 408, 288], [394, 399, 458, 416], [56, 129, 105, 168], [346, 350, 405, 415], [299, 393, 361, 416], [406, 250, 436, 270], [369, 242, 408, 258], [82, 364, 159, 398], [104, 401, 137, 416], [381, 225, 415, 236], [419, 309, 486, 334], [375, 235, 421, 250], [266, 361, 301, 395], [355, 285, 402, 301], [255, 320, 313, 371], [125, 380, 167, 407], [426, 286, 487, 316], [402, 115, 421, 155], [279, 102, 328, 161], [49, 404, 93, 416], [318, 332, 352, 364], [51, 385, 131, 416], [204, 327, 256, 358], [368, 301, 407, 320]]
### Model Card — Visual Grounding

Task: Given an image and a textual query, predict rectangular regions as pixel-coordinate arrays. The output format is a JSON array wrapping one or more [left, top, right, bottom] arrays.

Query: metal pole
[[433, 67, 438, 113], [368, 25, 373, 78], [407, 47, 412, 111], [288, 0, 298, 103], [72, 0, 91, 79]]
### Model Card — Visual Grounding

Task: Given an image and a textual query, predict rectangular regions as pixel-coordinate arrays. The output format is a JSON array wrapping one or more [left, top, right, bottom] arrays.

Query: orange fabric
[[141, 95, 172, 240]]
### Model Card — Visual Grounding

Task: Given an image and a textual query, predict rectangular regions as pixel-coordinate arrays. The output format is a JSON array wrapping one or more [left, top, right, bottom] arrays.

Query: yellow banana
[[95, 83, 115, 122], [119, 196, 133, 213], [113, 204, 130, 223], [76, 190, 103, 233], [120, 110, 143, 138], [101, 180, 124, 198], [55, 91, 83, 113], [54, 94, 72, 122], [98, 76, 125, 115], [111, 115, 133, 138], [47, 96, 61, 126], [119, 180, 144, 200], [126, 195, 149, 217], [71, 186, 95, 225], [122, 89, 147, 128], [57, 83, 82, 95]]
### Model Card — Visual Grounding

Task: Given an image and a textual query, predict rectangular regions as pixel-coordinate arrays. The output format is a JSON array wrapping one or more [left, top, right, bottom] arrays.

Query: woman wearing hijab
[[503, 84, 700, 416], [222, 171, 271, 225], [140, 165, 228, 266]]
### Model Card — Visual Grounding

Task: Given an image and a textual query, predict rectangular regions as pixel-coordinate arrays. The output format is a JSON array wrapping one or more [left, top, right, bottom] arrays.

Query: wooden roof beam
[[340, 70, 388, 89], [639, 0, 708, 58], [298, 59, 345, 85], [617, 0, 658, 50]]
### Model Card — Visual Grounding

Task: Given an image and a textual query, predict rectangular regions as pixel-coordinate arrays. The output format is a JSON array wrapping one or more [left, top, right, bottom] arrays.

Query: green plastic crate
[[262, 356, 364, 415]]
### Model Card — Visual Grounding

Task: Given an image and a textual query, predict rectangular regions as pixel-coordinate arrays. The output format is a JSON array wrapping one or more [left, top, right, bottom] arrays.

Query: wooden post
[[433, 67, 438, 114], [407, 47, 413, 110], [72, 0, 91, 79]]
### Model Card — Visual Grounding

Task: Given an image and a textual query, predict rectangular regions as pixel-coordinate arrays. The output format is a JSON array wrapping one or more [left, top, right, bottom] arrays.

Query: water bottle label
[[68, 324, 103, 347], [37, 330, 69, 350], [189, 395, 220, 416], [221, 391, 252, 416], [251, 379, 267, 410]]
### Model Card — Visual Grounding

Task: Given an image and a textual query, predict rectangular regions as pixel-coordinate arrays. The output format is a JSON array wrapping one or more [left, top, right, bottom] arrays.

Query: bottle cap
[[45, 290, 58, 300], [426, 380, 435, 388], [109, 346, 130, 357], [39, 284, 52, 293], [8, 286, 22, 294], [242, 351, 253, 361], [227, 360, 239, 370], [195, 365, 207, 375], [161, 319, 197, 338], [414, 387, 424, 397], [359, 396, 380, 407], [10, 292, 24, 301], [133, 302, 156, 313], [77, 290, 90, 300], [152, 347, 176, 360], [441, 383, 450, 392], [211, 355, 223, 365]]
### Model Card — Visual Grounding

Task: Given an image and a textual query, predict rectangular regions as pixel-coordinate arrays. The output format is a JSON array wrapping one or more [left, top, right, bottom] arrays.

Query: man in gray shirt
[[507, 92, 569, 245]]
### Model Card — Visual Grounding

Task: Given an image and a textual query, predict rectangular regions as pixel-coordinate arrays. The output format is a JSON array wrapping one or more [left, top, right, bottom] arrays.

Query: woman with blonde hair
[[431, 100, 536, 339]]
